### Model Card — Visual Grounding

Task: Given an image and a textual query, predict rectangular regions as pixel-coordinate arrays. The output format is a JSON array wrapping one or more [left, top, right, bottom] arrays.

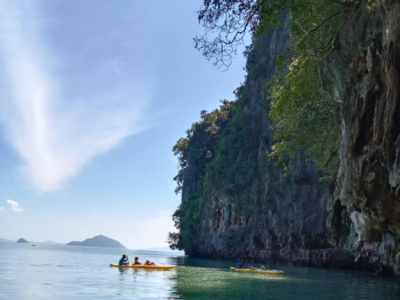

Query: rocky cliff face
[[179, 17, 355, 269], [323, 1, 400, 275], [176, 1, 400, 275]]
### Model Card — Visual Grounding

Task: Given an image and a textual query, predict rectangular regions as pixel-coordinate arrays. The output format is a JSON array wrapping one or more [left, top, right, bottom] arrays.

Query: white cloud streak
[[0, 206, 4, 212], [0, 1, 149, 192], [6, 199, 23, 213]]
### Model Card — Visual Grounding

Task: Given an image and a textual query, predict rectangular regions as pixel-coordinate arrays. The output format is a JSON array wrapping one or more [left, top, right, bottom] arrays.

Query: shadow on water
[[170, 265, 400, 300], [165, 256, 400, 300]]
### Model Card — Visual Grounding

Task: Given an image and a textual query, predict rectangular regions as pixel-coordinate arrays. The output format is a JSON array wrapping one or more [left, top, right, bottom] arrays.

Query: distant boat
[[32, 244, 36, 247]]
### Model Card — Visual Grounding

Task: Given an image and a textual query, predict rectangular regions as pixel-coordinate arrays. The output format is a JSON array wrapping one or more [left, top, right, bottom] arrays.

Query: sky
[[0, 0, 247, 249]]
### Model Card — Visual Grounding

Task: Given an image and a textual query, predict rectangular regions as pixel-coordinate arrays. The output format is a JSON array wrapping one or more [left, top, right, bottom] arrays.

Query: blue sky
[[0, 0, 247, 249]]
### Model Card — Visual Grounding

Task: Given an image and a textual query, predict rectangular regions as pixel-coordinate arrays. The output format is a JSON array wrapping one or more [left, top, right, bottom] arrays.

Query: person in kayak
[[133, 257, 142, 265], [249, 265, 266, 270], [237, 258, 244, 269], [144, 260, 155, 265], [119, 254, 129, 265]]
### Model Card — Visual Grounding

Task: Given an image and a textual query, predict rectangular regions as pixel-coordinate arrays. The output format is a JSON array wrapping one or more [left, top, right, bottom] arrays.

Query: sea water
[[0, 243, 399, 300]]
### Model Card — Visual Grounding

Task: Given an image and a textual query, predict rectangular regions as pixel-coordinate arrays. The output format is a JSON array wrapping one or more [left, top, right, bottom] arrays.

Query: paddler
[[133, 257, 142, 265], [144, 259, 155, 265], [119, 254, 129, 265], [237, 258, 244, 269], [249, 265, 266, 270]]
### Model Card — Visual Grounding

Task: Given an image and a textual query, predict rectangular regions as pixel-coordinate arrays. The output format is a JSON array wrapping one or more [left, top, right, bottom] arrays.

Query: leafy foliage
[[195, 0, 349, 68], [170, 102, 264, 251], [170, 0, 353, 251], [195, 0, 347, 173], [268, 57, 341, 174], [205, 105, 261, 198], [169, 24, 288, 250], [173, 100, 235, 194], [169, 178, 206, 252], [264, 1, 345, 174], [170, 101, 236, 250]]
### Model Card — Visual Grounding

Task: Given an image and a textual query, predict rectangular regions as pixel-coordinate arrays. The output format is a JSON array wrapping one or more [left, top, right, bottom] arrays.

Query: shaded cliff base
[[189, 247, 400, 275]]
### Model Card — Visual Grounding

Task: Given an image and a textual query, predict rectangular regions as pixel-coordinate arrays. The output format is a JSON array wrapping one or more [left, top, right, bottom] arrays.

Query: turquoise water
[[0, 244, 399, 299]]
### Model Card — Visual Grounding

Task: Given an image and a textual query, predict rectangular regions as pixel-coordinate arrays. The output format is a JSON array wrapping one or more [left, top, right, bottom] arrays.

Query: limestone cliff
[[173, 0, 400, 275], [322, 1, 400, 275]]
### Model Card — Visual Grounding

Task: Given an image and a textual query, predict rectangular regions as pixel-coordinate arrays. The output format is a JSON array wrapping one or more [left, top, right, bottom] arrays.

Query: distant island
[[67, 235, 126, 249], [0, 238, 63, 245]]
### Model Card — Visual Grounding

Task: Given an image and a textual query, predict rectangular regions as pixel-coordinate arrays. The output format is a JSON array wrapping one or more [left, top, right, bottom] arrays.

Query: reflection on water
[[0, 244, 400, 300]]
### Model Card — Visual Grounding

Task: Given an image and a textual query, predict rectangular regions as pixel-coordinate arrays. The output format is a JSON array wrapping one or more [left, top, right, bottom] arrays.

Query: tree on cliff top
[[195, 0, 349, 68]]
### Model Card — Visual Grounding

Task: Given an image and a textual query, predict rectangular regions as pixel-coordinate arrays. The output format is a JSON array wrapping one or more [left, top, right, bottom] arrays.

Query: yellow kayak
[[230, 267, 284, 275], [109, 264, 177, 270]]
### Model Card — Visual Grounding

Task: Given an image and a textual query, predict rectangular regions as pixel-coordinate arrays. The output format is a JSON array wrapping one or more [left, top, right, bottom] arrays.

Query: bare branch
[[195, 0, 264, 68]]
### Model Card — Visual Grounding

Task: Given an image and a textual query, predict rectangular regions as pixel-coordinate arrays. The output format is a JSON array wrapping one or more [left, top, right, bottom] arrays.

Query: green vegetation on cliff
[[266, 0, 345, 174], [170, 0, 400, 276], [169, 21, 288, 251], [170, 0, 352, 252], [169, 178, 206, 253], [170, 100, 264, 251], [169, 101, 237, 251], [196, 0, 347, 173], [172, 100, 236, 195], [269, 57, 341, 174]]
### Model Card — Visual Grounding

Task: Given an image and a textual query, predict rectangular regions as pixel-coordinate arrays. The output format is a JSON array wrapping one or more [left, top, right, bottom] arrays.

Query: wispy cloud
[[0, 206, 4, 212], [6, 199, 23, 213], [0, 1, 149, 192]]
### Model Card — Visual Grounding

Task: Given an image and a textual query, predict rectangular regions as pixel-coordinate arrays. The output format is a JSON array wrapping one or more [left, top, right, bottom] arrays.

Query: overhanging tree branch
[[194, 0, 347, 68], [297, 11, 342, 48]]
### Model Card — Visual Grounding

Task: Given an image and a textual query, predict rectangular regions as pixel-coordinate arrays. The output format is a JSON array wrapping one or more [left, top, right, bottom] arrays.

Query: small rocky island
[[16, 238, 28, 243], [67, 235, 126, 249]]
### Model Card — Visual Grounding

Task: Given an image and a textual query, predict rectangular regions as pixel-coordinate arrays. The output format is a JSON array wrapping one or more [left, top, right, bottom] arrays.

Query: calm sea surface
[[0, 243, 400, 300]]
